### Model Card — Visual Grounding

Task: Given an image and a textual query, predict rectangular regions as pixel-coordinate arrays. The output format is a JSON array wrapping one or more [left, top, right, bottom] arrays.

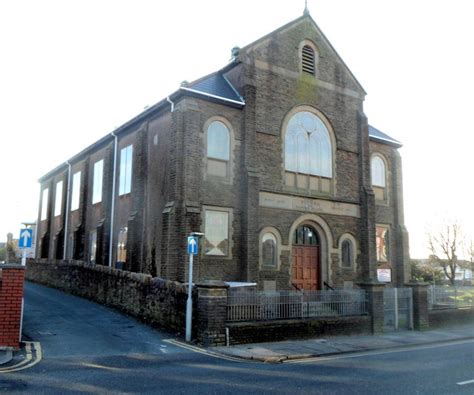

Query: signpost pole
[[185, 251, 193, 342], [21, 249, 26, 266]]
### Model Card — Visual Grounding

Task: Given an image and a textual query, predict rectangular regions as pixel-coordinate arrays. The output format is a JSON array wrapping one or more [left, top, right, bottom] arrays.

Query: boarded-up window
[[204, 210, 229, 256], [341, 239, 353, 268], [117, 227, 128, 263], [262, 233, 277, 267], [90, 230, 97, 263], [376, 226, 389, 262]]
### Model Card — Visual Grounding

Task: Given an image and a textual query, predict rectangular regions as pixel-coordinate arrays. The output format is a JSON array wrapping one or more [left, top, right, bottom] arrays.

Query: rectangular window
[[92, 159, 104, 204], [119, 145, 133, 196], [117, 227, 128, 263], [41, 188, 49, 220], [54, 181, 63, 216], [71, 171, 81, 211], [204, 210, 229, 256]]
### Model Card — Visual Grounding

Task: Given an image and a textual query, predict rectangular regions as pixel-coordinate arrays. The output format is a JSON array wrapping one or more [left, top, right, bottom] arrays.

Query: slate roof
[[181, 72, 245, 107], [368, 125, 402, 148]]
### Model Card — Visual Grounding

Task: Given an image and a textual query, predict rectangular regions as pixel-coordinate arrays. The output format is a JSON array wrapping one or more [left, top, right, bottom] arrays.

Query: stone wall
[[0, 264, 25, 349], [227, 316, 371, 345], [26, 259, 189, 336]]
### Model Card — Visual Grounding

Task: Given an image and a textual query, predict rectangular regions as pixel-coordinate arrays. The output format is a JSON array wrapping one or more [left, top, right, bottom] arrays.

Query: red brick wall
[[0, 265, 25, 349]]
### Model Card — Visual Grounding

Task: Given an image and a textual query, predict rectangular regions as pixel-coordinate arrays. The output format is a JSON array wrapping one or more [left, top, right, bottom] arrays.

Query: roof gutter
[[166, 96, 175, 112], [108, 131, 118, 267], [63, 161, 72, 259]]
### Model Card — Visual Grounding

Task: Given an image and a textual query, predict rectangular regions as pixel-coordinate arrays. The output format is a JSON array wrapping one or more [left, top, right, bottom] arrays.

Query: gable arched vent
[[301, 45, 316, 75]]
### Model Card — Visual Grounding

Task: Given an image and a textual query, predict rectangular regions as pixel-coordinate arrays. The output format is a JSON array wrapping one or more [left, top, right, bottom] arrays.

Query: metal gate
[[384, 287, 413, 330]]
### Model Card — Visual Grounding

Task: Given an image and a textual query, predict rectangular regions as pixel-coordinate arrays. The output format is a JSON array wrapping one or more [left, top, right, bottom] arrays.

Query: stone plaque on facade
[[259, 191, 360, 218]]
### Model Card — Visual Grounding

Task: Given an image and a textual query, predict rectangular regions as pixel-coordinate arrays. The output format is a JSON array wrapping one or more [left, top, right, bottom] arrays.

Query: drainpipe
[[166, 96, 175, 112], [108, 132, 118, 267], [63, 161, 72, 259]]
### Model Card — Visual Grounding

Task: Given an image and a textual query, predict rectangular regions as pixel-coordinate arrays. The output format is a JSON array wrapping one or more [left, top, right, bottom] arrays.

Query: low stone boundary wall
[[429, 307, 474, 328], [26, 259, 189, 336], [227, 316, 371, 345], [0, 264, 25, 349]]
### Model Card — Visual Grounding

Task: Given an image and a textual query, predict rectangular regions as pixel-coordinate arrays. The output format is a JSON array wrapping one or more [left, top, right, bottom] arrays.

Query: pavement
[[0, 348, 12, 366], [208, 323, 474, 363]]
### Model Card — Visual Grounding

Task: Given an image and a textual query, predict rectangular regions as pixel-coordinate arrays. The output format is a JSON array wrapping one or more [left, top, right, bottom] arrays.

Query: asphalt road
[[1, 282, 473, 394]]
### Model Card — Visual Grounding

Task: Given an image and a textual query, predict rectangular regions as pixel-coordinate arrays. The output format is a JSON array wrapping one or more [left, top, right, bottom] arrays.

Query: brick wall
[[0, 265, 25, 349]]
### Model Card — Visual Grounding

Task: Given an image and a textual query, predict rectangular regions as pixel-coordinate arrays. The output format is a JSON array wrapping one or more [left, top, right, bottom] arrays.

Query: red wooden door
[[292, 245, 319, 291]]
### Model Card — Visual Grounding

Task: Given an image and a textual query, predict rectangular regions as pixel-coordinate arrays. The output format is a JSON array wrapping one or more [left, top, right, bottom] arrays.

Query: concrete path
[[209, 322, 474, 362]]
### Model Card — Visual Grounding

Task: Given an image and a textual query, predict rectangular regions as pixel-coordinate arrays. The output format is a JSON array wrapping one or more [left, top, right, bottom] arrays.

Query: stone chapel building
[[36, 10, 410, 291]]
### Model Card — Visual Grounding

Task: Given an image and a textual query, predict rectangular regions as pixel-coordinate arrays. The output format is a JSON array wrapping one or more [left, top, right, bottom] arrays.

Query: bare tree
[[428, 222, 462, 286], [467, 240, 474, 265]]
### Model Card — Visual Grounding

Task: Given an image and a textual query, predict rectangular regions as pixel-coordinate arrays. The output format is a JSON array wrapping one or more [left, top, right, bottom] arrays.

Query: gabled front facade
[[36, 11, 410, 290]]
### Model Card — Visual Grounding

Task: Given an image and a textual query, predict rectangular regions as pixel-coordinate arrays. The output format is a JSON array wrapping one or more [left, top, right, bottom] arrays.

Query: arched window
[[206, 120, 231, 179], [207, 121, 229, 161], [285, 111, 332, 178], [339, 234, 357, 269], [301, 44, 316, 75], [262, 233, 277, 267], [294, 225, 319, 246], [341, 239, 353, 268], [371, 156, 386, 187]]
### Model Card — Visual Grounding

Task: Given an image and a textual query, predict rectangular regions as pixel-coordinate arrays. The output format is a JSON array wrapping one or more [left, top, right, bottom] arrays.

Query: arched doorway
[[292, 225, 320, 291]]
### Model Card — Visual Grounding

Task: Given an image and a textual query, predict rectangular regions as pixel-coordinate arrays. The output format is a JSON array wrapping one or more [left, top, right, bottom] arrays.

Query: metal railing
[[383, 287, 413, 330], [428, 285, 474, 309], [227, 289, 368, 322]]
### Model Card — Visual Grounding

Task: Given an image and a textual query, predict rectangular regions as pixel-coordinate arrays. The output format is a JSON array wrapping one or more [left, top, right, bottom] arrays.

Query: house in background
[[35, 8, 410, 290]]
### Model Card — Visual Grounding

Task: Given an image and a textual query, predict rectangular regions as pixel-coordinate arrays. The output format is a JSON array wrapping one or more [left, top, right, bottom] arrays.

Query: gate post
[[195, 281, 229, 346], [406, 282, 429, 330], [358, 282, 385, 334]]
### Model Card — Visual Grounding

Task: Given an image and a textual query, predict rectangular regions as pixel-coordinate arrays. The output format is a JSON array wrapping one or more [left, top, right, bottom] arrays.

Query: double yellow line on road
[[0, 342, 42, 373]]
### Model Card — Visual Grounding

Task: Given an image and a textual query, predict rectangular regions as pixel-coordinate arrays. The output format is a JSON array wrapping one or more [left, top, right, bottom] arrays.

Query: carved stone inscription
[[259, 192, 360, 218]]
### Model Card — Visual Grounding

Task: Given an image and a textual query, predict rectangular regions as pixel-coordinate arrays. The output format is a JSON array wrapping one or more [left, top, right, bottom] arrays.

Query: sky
[[1, 0, 474, 258]]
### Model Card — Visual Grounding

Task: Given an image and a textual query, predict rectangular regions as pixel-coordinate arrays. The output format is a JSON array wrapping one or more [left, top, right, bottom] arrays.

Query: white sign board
[[377, 268, 392, 283]]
